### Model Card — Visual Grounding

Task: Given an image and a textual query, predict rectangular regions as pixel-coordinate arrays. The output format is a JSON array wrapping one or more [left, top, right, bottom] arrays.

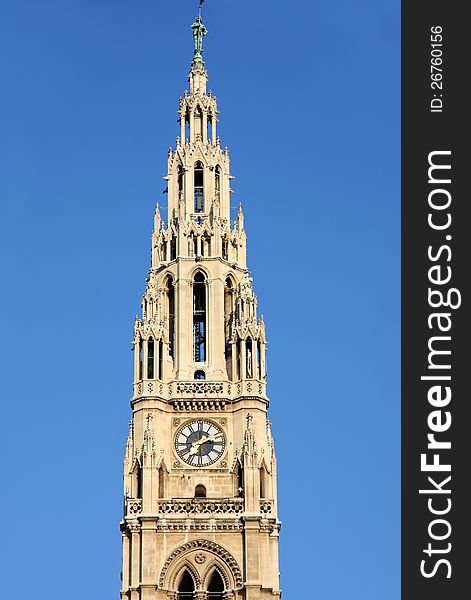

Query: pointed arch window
[[246, 339, 253, 378], [224, 278, 233, 360], [235, 460, 244, 497], [170, 236, 177, 260], [222, 237, 228, 261], [260, 463, 269, 499], [207, 113, 212, 141], [193, 271, 206, 362], [177, 164, 184, 194], [166, 277, 175, 358], [185, 111, 190, 140], [207, 570, 224, 600], [137, 463, 143, 499], [178, 570, 195, 600], [194, 106, 204, 138], [158, 465, 165, 498], [147, 337, 154, 379], [194, 161, 204, 213]]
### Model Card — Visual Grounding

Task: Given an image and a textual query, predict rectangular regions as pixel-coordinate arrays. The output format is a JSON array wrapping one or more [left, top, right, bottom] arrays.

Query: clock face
[[175, 420, 226, 467]]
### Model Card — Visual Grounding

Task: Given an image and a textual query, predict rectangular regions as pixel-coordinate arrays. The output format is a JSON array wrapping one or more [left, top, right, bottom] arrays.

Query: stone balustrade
[[157, 498, 243, 516], [132, 379, 267, 404], [126, 497, 273, 518]]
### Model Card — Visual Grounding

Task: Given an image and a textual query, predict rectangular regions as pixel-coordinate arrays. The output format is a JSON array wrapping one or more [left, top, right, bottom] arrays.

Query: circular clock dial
[[175, 420, 226, 467]]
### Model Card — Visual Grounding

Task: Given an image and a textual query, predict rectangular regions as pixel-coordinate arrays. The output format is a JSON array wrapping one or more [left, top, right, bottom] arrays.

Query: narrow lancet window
[[185, 113, 190, 140], [194, 106, 203, 138], [167, 277, 175, 358], [207, 114, 212, 141], [147, 337, 154, 379], [224, 278, 233, 359], [194, 161, 204, 213], [158, 467, 165, 498], [137, 464, 143, 498], [177, 164, 183, 194], [193, 271, 206, 362], [260, 464, 268, 499], [158, 339, 163, 380], [207, 570, 224, 600], [170, 236, 177, 260], [246, 339, 253, 378], [178, 570, 195, 600], [236, 460, 244, 497]]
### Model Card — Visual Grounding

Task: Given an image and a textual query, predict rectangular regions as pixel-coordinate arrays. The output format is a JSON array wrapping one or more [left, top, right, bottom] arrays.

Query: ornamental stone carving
[[157, 498, 243, 516], [159, 539, 243, 588], [127, 500, 142, 516], [259, 500, 272, 514], [194, 552, 206, 564], [171, 399, 226, 411], [176, 382, 224, 394]]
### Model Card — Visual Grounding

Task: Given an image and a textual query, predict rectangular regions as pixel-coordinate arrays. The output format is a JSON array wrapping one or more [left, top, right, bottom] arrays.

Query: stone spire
[[120, 8, 281, 598]]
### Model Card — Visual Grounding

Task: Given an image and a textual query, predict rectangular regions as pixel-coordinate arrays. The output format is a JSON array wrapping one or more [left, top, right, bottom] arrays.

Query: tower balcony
[[124, 497, 274, 518], [156, 497, 244, 516], [132, 378, 268, 408]]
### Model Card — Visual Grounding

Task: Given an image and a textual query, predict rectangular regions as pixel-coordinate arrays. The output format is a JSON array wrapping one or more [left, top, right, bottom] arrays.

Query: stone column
[[143, 339, 149, 380], [121, 531, 130, 591], [240, 340, 246, 381], [173, 278, 179, 375], [212, 117, 217, 141], [231, 342, 237, 381], [129, 522, 141, 598], [202, 112, 208, 143], [140, 521, 157, 592], [189, 110, 195, 143], [180, 110, 185, 141], [260, 343, 266, 380], [133, 341, 139, 384], [243, 518, 261, 597]]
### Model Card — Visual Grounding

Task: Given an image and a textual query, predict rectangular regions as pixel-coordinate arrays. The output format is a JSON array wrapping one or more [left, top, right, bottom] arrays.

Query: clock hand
[[205, 432, 222, 443], [188, 432, 223, 455], [188, 434, 209, 454]]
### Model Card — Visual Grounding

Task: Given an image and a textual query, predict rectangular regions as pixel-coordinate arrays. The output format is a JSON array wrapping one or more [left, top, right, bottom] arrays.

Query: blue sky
[[0, 1, 399, 598]]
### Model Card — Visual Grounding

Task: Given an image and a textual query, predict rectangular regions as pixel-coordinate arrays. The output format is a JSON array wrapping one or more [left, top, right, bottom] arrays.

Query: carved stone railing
[[126, 498, 142, 517], [157, 498, 243, 516], [132, 379, 267, 405], [176, 381, 224, 395], [259, 500, 273, 514], [126, 497, 272, 518]]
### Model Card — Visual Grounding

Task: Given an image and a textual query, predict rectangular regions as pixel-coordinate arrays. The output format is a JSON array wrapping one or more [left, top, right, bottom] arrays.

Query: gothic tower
[[120, 13, 281, 600]]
